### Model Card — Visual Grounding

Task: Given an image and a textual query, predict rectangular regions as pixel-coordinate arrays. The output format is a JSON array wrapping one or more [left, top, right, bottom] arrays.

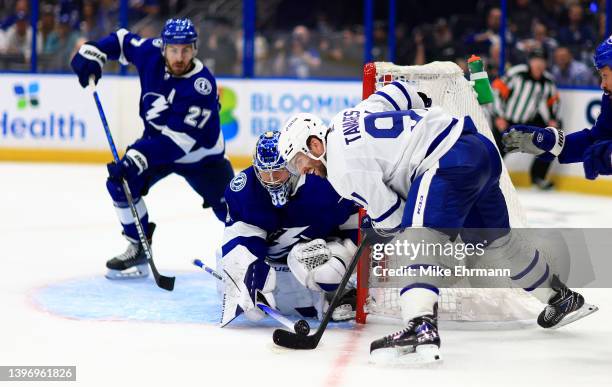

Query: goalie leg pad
[[221, 245, 276, 326]]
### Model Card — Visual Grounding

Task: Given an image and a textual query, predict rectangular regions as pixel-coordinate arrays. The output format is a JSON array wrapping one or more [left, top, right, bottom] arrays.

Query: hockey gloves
[[583, 140, 612, 180], [107, 149, 148, 182], [71, 42, 107, 88], [503, 125, 564, 161]]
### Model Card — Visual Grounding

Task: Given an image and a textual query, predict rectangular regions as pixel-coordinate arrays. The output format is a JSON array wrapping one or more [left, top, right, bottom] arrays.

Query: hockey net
[[356, 61, 541, 326]]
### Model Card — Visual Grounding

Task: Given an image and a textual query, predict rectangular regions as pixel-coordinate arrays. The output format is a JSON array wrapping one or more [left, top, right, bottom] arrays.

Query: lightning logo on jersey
[[268, 226, 309, 259]]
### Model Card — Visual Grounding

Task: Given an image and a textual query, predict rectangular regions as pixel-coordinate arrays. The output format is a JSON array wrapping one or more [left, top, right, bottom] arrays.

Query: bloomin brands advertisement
[[217, 79, 362, 157]]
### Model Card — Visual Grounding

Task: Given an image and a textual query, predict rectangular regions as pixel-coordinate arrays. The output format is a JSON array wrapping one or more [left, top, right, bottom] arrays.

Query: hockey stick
[[90, 78, 175, 291], [192, 259, 309, 334], [272, 238, 368, 349]]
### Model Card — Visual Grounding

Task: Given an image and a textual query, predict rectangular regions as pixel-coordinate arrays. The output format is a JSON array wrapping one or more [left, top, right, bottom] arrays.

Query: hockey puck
[[294, 319, 310, 336]]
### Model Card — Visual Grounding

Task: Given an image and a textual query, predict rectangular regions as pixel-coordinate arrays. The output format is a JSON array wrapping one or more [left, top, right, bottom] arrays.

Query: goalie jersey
[[94, 29, 224, 166], [222, 167, 358, 265], [326, 80, 473, 229]]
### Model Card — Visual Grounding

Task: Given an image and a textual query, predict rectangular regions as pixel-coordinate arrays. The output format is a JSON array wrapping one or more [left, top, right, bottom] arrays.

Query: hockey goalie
[[219, 131, 359, 326]]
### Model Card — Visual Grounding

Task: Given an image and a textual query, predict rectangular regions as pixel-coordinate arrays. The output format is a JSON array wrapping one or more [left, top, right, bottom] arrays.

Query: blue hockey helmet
[[161, 18, 198, 48], [594, 35, 612, 69], [254, 131, 295, 208]]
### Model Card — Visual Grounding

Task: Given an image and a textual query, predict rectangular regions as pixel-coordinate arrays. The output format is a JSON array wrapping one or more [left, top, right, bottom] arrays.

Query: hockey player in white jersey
[[278, 80, 597, 365]]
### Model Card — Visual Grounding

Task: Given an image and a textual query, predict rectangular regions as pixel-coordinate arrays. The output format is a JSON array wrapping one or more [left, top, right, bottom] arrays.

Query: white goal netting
[[358, 61, 541, 325]]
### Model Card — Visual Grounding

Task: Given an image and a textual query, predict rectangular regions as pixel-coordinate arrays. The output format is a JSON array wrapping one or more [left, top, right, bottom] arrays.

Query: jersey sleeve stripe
[[351, 192, 368, 205], [115, 28, 130, 65], [371, 194, 402, 223], [424, 118, 458, 159], [400, 282, 440, 296], [222, 220, 267, 245], [375, 90, 401, 111], [391, 81, 412, 109]]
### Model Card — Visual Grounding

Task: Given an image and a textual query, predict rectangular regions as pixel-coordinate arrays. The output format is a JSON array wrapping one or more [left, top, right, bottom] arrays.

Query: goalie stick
[[192, 259, 309, 333], [272, 238, 368, 349], [90, 78, 175, 291]]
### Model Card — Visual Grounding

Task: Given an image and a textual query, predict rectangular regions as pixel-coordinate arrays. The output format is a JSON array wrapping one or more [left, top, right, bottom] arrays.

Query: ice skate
[[105, 223, 155, 280], [538, 274, 598, 329], [370, 314, 442, 366]]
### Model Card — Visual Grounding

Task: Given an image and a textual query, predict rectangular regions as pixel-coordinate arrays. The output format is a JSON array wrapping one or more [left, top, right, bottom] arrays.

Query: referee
[[492, 49, 561, 189]]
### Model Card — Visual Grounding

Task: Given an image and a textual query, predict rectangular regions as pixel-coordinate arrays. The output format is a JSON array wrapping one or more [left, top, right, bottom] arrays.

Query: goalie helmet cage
[[355, 62, 541, 326]]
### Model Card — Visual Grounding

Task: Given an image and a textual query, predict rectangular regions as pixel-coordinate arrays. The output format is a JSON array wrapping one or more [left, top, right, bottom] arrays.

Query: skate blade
[[369, 344, 442, 367], [105, 264, 149, 280], [551, 303, 599, 329]]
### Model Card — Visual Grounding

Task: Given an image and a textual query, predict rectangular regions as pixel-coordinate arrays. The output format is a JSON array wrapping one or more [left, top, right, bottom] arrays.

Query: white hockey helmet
[[278, 113, 327, 169]]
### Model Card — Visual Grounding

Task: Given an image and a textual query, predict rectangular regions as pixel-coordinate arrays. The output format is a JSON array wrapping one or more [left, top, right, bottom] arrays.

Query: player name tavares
[[342, 110, 361, 145]]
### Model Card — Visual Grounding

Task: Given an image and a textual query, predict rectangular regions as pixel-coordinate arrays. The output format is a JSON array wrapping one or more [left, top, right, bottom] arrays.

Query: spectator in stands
[[557, 3, 596, 60], [336, 27, 364, 73], [538, 0, 565, 32], [44, 12, 81, 71], [551, 45, 597, 86], [98, 0, 120, 37], [492, 49, 561, 189], [465, 7, 514, 58], [274, 25, 321, 78], [516, 22, 558, 66], [128, 0, 160, 25], [0, 0, 28, 31], [201, 19, 239, 75], [80, 0, 107, 41], [486, 42, 505, 80], [39, 4, 56, 52], [370, 21, 387, 61], [317, 27, 362, 78], [395, 24, 425, 65], [236, 30, 269, 76], [509, 0, 541, 40], [425, 18, 462, 63], [2, 11, 41, 61]]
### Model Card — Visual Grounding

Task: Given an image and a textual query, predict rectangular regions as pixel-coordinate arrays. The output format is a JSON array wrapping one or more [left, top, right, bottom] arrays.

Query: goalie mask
[[254, 131, 297, 208]]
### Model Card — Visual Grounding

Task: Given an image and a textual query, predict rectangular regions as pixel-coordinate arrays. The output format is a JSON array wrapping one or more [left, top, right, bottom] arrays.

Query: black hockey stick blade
[[273, 328, 319, 349], [149, 259, 175, 291], [271, 238, 368, 350], [155, 274, 175, 291]]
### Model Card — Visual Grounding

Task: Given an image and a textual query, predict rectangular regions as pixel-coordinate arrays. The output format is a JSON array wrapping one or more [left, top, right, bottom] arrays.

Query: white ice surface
[[1, 163, 611, 387]]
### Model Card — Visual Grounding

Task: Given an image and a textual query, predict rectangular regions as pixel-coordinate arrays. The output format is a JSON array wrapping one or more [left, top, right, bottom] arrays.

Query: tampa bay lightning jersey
[[222, 167, 359, 264], [559, 93, 612, 163], [96, 29, 224, 166]]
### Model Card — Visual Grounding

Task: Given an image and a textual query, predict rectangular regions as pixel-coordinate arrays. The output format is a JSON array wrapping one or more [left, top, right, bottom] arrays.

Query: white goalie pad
[[220, 245, 276, 327], [287, 238, 356, 292]]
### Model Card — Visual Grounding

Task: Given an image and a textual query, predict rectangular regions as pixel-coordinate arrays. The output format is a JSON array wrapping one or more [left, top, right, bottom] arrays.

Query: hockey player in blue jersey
[[220, 131, 359, 327], [503, 35, 612, 180], [279, 82, 597, 365], [70, 18, 234, 279]]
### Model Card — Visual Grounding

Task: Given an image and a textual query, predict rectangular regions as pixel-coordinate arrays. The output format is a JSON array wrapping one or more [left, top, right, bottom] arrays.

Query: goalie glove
[[220, 246, 276, 327], [502, 125, 564, 159], [287, 238, 357, 293], [71, 42, 107, 88]]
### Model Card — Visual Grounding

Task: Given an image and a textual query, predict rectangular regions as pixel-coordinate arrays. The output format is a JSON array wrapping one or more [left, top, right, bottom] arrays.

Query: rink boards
[[0, 73, 610, 193]]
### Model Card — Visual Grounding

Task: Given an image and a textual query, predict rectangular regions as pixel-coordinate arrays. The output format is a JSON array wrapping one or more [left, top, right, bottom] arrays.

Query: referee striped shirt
[[492, 64, 560, 124]]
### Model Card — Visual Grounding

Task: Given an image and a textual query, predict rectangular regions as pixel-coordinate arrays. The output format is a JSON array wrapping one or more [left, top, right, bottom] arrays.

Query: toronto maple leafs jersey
[[95, 29, 224, 166], [222, 167, 358, 265], [326, 80, 471, 229]]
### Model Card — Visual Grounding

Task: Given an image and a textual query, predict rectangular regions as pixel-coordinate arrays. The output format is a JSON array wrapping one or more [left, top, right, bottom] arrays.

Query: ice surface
[[1, 163, 611, 387]]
